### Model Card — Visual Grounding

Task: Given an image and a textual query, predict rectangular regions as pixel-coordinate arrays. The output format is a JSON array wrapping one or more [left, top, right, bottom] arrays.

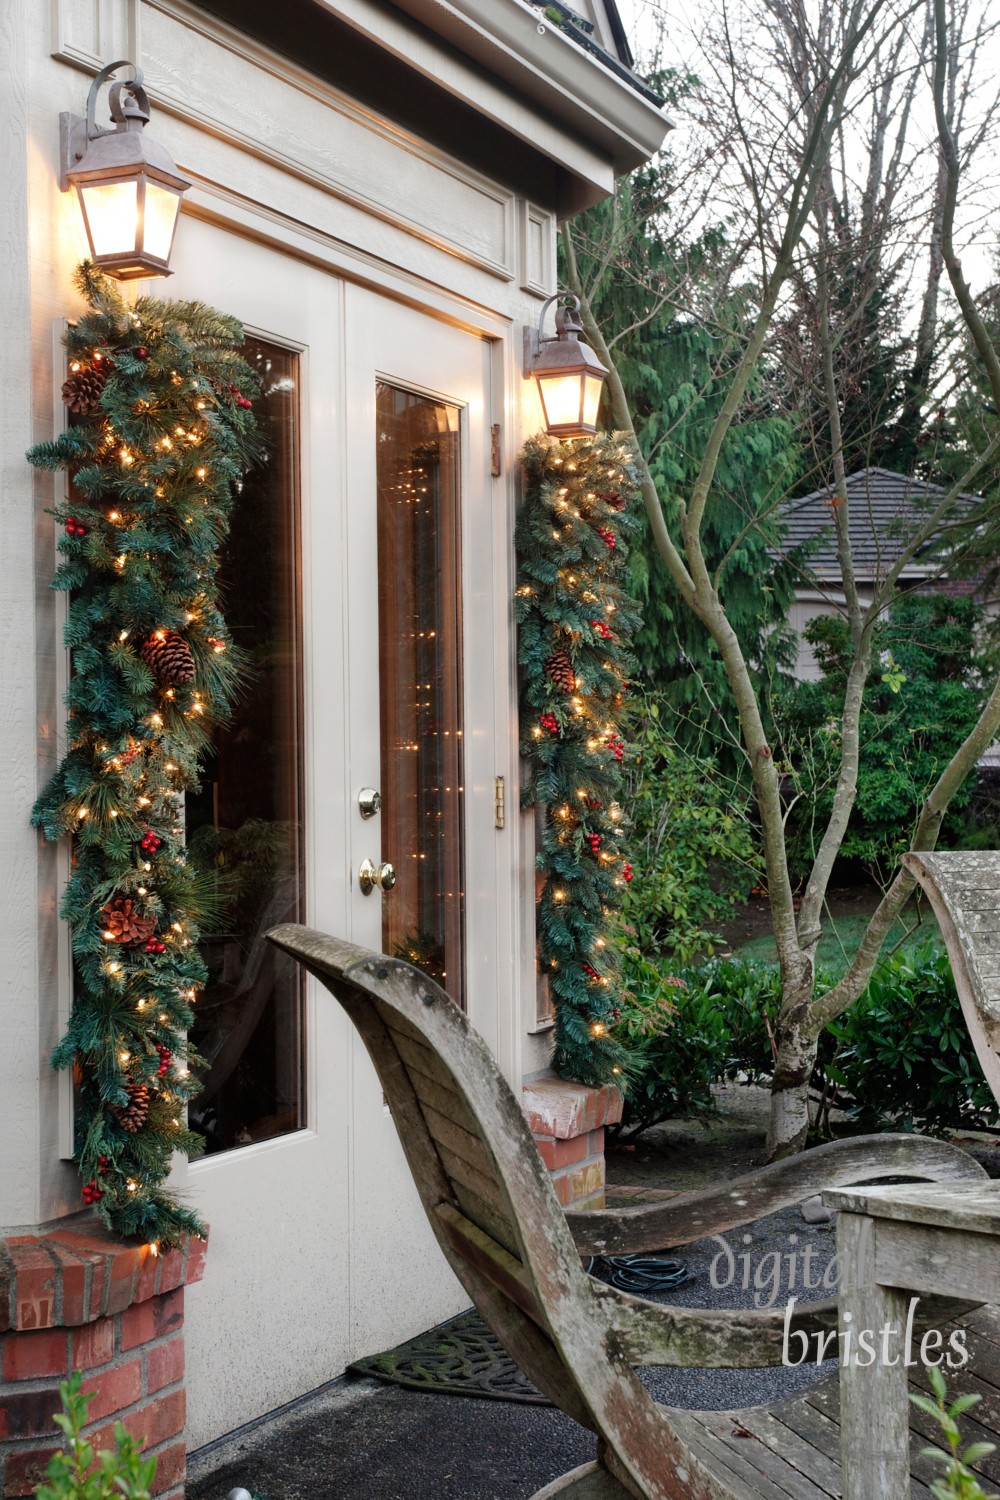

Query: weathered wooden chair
[[903, 850, 1000, 1108], [267, 923, 988, 1500]]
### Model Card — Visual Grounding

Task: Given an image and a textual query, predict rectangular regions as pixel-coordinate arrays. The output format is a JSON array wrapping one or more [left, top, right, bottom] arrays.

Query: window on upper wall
[[186, 336, 304, 1154]]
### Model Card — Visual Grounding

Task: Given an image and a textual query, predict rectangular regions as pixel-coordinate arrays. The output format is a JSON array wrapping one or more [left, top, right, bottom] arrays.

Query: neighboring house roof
[[780, 467, 981, 585]]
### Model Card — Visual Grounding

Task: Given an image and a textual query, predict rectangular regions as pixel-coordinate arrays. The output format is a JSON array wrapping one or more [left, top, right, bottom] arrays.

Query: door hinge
[[491, 423, 502, 477], [494, 774, 505, 829]]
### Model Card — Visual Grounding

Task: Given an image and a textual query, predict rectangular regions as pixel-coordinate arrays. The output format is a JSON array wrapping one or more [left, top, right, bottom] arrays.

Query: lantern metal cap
[[523, 294, 608, 381]]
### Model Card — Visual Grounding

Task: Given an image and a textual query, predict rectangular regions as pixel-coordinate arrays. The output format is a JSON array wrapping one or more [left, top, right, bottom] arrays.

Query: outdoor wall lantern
[[524, 294, 609, 438], [60, 60, 190, 280]]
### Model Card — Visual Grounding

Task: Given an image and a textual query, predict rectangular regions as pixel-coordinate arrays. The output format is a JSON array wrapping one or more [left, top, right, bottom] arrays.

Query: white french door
[[161, 221, 501, 1443]]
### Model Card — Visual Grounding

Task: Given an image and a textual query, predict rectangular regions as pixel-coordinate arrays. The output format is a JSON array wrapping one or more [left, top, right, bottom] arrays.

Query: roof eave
[[377, 0, 673, 176]]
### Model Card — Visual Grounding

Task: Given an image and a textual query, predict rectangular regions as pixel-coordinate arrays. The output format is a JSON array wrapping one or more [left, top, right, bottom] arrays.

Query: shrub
[[825, 942, 999, 1134], [613, 942, 997, 1139], [34, 1373, 156, 1500], [619, 694, 760, 963], [610, 946, 731, 1139]]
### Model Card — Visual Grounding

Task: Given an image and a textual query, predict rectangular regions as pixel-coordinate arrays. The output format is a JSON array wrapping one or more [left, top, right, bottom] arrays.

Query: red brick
[[147, 1336, 184, 1393], [2, 1328, 68, 1381], [135, 1246, 159, 1305], [71, 1316, 114, 1370], [133, 1390, 184, 1449], [551, 1173, 573, 1207], [535, 1133, 588, 1170], [587, 1127, 605, 1159], [153, 1289, 183, 1338], [568, 1159, 605, 1205], [120, 1300, 156, 1351], [522, 1077, 623, 1140], [80, 1357, 141, 1424], [184, 1234, 208, 1286], [2, 1443, 60, 1496], [156, 1249, 185, 1296], [46, 1235, 116, 1320], [150, 1440, 186, 1495], [57, 1252, 90, 1327], [0, 1384, 63, 1439], [6, 1242, 57, 1332], [105, 1249, 140, 1316]]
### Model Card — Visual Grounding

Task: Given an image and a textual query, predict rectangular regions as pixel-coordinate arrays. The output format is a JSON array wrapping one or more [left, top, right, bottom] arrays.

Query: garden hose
[[586, 1254, 689, 1293]]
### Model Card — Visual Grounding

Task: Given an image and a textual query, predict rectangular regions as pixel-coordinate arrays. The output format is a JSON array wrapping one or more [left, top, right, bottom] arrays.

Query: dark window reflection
[[376, 385, 465, 1007], [187, 338, 304, 1153]]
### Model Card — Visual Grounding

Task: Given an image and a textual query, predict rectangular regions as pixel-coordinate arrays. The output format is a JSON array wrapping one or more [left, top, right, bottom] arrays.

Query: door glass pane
[[187, 338, 304, 1153], [376, 385, 465, 1006]]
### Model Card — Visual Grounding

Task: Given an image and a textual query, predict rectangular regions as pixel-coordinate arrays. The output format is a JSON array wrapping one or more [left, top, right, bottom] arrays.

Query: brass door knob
[[358, 787, 382, 819], [358, 858, 397, 895]]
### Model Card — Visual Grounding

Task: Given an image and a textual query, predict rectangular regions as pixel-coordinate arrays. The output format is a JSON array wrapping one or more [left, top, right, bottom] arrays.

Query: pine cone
[[141, 630, 195, 686], [101, 895, 157, 946], [61, 365, 107, 415], [112, 1080, 150, 1133], [544, 648, 576, 694]]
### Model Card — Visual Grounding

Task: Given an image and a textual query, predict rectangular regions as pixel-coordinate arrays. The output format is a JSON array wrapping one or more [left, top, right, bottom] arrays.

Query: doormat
[[347, 1309, 550, 1405]]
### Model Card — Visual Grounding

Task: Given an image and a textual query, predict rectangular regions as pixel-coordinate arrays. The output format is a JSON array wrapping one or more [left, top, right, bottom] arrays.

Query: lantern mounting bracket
[[522, 293, 584, 378], [59, 60, 147, 191]]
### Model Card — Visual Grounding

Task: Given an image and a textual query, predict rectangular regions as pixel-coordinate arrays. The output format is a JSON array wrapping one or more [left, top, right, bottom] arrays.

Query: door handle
[[358, 857, 397, 895]]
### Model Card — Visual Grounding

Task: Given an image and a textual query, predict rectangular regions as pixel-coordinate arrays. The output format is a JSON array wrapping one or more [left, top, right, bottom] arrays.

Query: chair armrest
[[590, 1282, 978, 1367], [566, 1134, 987, 1256]]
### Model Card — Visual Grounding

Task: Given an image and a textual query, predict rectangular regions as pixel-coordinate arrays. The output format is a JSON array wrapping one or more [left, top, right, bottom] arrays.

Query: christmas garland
[[516, 432, 642, 1085], [29, 263, 262, 1247]]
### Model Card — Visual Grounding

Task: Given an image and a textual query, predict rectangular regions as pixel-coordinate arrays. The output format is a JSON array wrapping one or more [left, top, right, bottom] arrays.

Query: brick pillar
[[0, 1220, 207, 1499], [522, 1076, 623, 1208]]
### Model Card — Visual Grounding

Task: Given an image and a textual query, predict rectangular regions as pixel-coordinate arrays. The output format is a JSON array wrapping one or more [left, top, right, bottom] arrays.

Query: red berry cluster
[[597, 526, 616, 550], [226, 382, 252, 410], [585, 832, 602, 856], [582, 961, 599, 980], [65, 517, 88, 537], [539, 712, 560, 735], [607, 736, 624, 762], [139, 828, 162, 854], [145, 936, 167, 955], [135, 347, 147, 359], [98, 1155, 110, 1173], [590, 618, 613, 640], [622, 862, 634, 884], [82, 1179, 103, 1204], [156, 1043, 172, 1077]]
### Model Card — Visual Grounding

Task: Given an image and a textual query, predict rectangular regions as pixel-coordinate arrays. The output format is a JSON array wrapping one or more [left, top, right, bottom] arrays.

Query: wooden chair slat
[[450, 1180, 522, 1258], [433, 1136, 517, 1227], [400, 1060, 482, 1136], [434, 1203, 543, 1326], [419, 1099, 498, 1179]]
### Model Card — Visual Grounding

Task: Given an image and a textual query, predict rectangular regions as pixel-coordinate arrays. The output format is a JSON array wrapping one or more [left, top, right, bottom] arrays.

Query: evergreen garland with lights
[[28, 263, 262, 1247], [516, 432, 642, 1085]]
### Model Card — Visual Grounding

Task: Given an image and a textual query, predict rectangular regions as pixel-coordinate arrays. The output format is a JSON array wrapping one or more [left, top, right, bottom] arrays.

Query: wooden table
[[823, 1180, 1000, 1500]]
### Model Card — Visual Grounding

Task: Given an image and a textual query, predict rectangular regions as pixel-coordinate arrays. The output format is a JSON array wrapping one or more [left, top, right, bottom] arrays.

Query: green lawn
[[731, 909, 941, 979]]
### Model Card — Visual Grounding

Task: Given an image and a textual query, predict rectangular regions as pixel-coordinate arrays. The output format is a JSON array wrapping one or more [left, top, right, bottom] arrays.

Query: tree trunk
[[767, 965, 818, 1160]]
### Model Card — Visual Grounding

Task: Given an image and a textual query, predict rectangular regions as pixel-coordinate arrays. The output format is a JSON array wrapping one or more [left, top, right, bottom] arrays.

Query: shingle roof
[[780, 467, 981, 583]]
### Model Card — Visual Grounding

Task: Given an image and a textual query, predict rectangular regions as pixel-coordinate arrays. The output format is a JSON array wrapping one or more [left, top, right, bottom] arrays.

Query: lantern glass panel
[[143, 180, 182, 262], [538, 372, 585, 433], [79, 179, 138, 258], [580, 370, 604, 432]]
